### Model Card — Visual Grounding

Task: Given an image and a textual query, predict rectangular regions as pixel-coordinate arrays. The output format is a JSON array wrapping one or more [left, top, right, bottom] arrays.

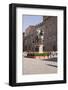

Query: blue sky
[[22, 15, 43, 32]]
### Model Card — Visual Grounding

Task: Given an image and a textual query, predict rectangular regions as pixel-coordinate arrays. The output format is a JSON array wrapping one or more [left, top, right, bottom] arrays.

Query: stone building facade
[[43, 16, 57, 51], [23, 16, 57, 53]]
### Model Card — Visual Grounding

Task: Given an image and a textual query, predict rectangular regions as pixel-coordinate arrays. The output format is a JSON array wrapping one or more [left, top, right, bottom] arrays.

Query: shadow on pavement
[[46, 64, 57, 68], [42, 58, 57, 62]]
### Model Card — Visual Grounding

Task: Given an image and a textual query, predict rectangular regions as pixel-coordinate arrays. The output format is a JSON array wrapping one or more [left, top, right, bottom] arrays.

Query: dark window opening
[[35, 47, 39, 52]]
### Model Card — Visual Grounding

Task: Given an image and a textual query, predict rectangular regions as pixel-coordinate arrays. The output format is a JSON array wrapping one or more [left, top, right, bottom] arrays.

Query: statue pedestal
[[39, 45, 43, 53]]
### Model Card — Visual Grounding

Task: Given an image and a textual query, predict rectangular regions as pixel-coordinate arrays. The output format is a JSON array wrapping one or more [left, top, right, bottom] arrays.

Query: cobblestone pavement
[[23, 58, 57, 74]]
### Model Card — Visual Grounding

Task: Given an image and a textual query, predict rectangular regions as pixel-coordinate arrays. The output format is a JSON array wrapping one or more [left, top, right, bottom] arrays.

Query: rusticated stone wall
[[43, 16, 57, 51]]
